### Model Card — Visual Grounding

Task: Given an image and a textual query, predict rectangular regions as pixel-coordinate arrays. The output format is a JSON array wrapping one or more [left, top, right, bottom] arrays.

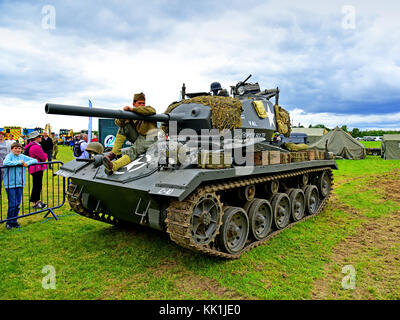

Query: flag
[[88, 99, 92, 143]]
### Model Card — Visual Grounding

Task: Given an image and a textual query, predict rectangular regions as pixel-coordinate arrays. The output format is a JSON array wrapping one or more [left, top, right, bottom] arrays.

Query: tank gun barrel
[[45, 103, 185, 122]]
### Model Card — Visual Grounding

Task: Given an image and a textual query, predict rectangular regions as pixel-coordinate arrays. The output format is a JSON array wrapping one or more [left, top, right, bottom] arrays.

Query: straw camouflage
[[274, 104, 291, 137], [163, 96, 243, 132]]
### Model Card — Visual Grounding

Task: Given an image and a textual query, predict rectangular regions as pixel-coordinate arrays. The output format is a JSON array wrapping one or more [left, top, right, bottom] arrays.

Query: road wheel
[[305, 185, 319, 215], [271, 193, 291, 229], [247, 198, 273, 240], [317, 171, 331, 198], [288, 188, 305, 221], [217, 207, 249, 254]]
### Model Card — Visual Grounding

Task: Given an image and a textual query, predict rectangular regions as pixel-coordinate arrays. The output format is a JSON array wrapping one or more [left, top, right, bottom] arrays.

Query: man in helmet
[[102, 92, 157, 175], [210, 82, 222, 96], [210, 82, 230, 97]]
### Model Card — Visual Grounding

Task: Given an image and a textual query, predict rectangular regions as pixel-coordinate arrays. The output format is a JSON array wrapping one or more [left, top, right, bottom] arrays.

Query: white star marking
[[266, 106, 276, 128], [113, 155, 152, 175]]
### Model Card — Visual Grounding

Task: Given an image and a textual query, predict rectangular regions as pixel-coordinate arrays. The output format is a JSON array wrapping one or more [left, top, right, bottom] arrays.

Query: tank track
[[165, 167, 334, 259], [66, 184, 123, 226]]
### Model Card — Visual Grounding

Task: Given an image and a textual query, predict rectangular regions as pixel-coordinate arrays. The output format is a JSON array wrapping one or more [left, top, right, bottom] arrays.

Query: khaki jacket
[[115, 106, 157, 136]]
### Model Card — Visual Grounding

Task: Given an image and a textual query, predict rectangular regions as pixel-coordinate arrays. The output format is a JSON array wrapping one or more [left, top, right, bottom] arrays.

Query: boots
[[103, 133, 129, 175], [104, 154, 131, 175]]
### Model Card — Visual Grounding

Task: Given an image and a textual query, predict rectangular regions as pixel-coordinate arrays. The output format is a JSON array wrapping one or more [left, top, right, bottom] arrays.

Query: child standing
[[3, 142, 37, 229]]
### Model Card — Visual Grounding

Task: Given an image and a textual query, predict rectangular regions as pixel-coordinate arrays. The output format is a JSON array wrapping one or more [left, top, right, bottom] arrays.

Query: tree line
[[295, 124, 400, 138]]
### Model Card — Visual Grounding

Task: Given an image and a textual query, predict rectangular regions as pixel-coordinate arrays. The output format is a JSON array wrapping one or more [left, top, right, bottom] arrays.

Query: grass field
[[360, 141, 382, 148], [0, 146, 399, 300]]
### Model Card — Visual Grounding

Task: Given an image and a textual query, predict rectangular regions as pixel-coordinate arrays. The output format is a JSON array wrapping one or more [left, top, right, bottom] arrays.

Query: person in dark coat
[[40, 131, 53, 169]]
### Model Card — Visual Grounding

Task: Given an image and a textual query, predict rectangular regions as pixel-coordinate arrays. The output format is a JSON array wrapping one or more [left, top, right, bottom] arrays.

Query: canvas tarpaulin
[[308, 127, 366, 159], [290, 128, 325, 144], [382, 134, 400, 160]]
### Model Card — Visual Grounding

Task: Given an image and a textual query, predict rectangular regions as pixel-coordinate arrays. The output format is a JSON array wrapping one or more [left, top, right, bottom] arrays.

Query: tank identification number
[[158, 188, 174, 195], [159, 303, 240, 318]]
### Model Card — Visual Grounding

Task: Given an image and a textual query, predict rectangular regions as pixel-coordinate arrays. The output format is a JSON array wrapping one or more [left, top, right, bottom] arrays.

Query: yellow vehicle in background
[[4, 126, 22, 140], [59, 128, 73, 138], [59, 128, 74, 144]]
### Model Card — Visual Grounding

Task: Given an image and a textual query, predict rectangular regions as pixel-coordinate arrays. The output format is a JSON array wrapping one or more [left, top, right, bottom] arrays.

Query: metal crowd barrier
[[0, 161, 66, 225]]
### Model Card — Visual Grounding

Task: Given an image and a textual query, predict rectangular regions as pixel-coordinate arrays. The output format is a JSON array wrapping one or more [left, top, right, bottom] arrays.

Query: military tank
[[46, 75, 337, 258]]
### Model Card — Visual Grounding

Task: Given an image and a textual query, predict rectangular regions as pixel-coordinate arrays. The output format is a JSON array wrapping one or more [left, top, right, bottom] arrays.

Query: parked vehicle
[[46, 75, 337, 258]]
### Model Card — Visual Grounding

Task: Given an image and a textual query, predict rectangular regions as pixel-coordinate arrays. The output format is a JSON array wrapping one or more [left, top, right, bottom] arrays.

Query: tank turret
[[46, 76, 290, 142]]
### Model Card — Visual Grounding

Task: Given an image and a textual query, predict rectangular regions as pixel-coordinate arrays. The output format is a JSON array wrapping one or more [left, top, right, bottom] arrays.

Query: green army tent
[[308, 126, 366, 159], [382, 134, 400, 160], [290, 128, 325, 144]]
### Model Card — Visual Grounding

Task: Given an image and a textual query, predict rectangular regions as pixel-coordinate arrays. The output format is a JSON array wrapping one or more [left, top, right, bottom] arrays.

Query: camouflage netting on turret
[[163, 96, 243, 132], [274, 104, 291, 137]]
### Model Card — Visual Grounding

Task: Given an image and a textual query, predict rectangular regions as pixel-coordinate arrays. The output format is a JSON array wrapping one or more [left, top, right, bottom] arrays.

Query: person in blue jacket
[[3, 142, 37, 229]]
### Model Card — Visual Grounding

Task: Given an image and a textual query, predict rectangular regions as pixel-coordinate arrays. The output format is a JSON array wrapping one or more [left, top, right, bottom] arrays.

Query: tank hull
[[62, 158, 337, 245]]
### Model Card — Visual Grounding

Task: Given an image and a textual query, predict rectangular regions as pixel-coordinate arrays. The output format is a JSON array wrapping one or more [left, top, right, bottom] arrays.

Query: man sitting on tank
[[102, 92, 157, 175]]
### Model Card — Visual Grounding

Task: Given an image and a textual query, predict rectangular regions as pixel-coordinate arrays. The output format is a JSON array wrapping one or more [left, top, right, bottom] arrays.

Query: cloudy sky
[[1, 0, 399, 132]]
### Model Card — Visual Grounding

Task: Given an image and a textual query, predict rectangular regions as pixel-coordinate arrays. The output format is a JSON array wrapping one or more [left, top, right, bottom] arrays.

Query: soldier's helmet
[[210, 82, 222, 95], [86, 142, 104, 155]]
